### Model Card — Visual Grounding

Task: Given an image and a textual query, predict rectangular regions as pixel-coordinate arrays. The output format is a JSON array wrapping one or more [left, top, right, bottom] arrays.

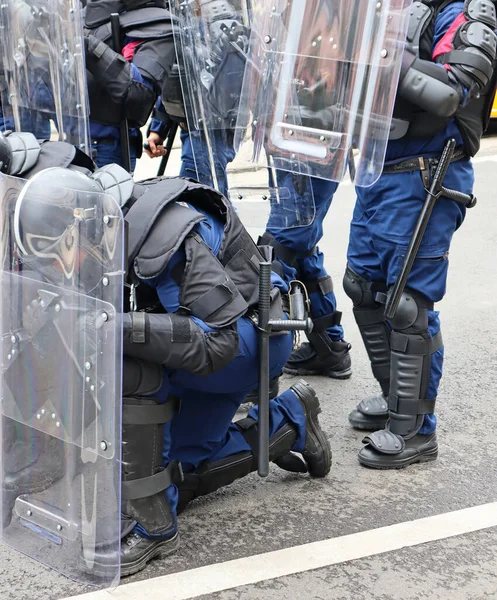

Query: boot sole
[[120, 532, 181, 577], [292, 381, 332, 477], [358, 447, 438, 470], [284, 366, 352, 380]]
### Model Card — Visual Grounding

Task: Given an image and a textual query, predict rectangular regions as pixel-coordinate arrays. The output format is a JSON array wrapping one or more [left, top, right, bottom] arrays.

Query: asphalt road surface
[[2, 137, 497, 600]]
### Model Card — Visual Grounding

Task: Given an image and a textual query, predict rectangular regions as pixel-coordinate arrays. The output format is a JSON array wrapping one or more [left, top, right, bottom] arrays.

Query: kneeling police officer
[[4, 130, 332, 575]]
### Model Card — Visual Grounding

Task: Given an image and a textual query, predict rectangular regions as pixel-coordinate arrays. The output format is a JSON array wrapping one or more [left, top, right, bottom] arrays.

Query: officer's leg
[[357, 163, 472, 468], [92, 138, 137, 171], [262, 171, 351, 378], [179, 129, 234, 196], [94, 357, 181, 576], [168, 317, 329, 511], [173, 380, 330, 513], [343, 205, 391, 429]]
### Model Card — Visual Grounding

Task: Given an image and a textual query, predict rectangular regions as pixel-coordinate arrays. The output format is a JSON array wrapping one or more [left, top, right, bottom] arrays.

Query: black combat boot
[[177, 379, 331, 513], [284, 339, 352, 379], [275, 379, 332, 477], [358, 431, 438, 469], [348, 393, 389, 430]]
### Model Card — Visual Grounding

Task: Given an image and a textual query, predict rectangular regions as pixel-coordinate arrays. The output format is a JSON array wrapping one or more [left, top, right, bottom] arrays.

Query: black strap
[[236, 416, 259, 460], [443, 50, 493, 74], [388, 395, 436, 416], [258, 233, 298, 267], [258, 232, 317, 267], [312, 311, 342, 332], [170, 314, 192, 343], [122, 461, 183, 501], [188, 281, 246, 322], [303, 276, 333, 296], [391, 330, 443, 355], [122, 396, 180, 425], [130, 311, 147, 343]]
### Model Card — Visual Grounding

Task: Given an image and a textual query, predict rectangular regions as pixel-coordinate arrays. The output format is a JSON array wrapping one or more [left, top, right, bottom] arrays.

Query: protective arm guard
[[398, 55, 463, 117], [122, 311, 240, 376], [399, 0, 497, 118], [84, 34, 156, 126]]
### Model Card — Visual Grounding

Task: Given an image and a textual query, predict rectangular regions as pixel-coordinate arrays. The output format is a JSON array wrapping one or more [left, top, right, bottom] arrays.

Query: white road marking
[[63, 502, 497, 600]]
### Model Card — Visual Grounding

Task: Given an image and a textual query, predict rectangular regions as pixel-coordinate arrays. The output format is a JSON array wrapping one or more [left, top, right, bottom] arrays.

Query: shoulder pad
[[119, 7, 176, 37], [132, 202, 204, 279], [406, 2, 434, 55]]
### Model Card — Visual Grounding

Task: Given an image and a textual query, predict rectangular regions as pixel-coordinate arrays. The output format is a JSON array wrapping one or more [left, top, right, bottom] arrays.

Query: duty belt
[[382, 148, 467, 188]]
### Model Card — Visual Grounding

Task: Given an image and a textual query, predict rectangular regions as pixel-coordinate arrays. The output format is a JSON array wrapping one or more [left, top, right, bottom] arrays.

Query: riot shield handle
[[257, 267, 312, 477], [110, 13, 132, 172], [384, 138, 457, 320]]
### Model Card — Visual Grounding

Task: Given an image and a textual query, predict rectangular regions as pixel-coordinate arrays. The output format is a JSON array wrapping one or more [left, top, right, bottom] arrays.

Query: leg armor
[[343, 266, 390, 429], [177, 417, 298, 514], [343, 266, 391, 394], [121, 357, 182, 537], [358, 289, 441, 468], [386, 288, 441, 438]]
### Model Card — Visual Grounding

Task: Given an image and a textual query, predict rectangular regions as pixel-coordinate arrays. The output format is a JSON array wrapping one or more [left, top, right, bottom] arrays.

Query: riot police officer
[[344, 0, 497, 468], [83, 0, 178, 169], [6, 131, 332, 575], [260, 175, 352, 380]]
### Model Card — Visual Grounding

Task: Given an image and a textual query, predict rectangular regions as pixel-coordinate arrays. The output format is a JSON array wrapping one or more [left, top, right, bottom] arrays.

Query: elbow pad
[[436, 0, 497, 93], [122, 312, 240, 376], [446, 20, 497, 91], [399, 53, 462, 117], [123, 79, 156, 126]]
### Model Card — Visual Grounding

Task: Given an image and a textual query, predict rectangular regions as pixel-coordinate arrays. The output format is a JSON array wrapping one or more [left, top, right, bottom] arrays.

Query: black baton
[[384, 138, 475, 320], [158, 122, 179, 176], [110, 13, 132, 172], [257, 265, 312, 476]]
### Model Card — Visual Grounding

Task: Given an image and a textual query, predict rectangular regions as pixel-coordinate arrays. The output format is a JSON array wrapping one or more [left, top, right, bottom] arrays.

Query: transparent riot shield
[[0, 172, 123, 587], [235, 0, 412, 187], [170, 0, 316, 229], [0, 0, 90, 153]]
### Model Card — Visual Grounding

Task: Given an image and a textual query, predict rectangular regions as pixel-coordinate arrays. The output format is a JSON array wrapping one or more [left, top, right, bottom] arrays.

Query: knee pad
[[344, 266, 390, 395], [388, 288, 432, 333], [343, 266, 381, 308]]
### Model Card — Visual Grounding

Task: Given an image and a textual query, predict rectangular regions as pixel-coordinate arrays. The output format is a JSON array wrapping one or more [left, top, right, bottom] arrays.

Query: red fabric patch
[[122, 40, 141, 61], [432, 12, 467, 60]]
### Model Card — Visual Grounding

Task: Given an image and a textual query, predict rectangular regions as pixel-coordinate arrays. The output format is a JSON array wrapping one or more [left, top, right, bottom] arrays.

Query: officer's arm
[[84, 34, 156, 126], [122, 250, 241, 376], [148, 99, 171, 139], [398, 0, 497, 117]]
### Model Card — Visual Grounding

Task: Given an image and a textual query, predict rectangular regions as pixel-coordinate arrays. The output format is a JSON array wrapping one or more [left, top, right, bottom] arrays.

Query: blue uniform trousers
[[179, 129, 235, 196], [138, 317, 306, 538], [92, 138, 138, 171], [267, 171, 344, 341], [347, 158, 474, 433]]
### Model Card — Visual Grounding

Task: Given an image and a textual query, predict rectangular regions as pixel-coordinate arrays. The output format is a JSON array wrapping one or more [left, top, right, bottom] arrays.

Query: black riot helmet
[[14, 167, 111, 285]]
